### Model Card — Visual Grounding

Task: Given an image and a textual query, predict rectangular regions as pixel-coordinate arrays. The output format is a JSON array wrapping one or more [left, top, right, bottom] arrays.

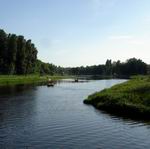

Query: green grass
[[0, 75, 72, 86], [84, 75, 150, 119]]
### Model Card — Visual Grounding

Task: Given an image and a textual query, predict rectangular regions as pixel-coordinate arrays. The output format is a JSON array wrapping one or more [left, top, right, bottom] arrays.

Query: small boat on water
[[47, 78, 55, 87], [74, 78, 79, 82], [47, 83, 54, 87]]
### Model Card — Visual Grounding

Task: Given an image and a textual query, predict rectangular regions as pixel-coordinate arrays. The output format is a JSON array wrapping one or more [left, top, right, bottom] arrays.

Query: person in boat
[[75, 78, 78, 82], [48, 78, 52, 82], [47, 78, 55, 87]]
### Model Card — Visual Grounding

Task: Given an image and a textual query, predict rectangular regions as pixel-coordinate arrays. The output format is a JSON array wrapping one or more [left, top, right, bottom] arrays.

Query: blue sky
[[0, 0, 150, 66]]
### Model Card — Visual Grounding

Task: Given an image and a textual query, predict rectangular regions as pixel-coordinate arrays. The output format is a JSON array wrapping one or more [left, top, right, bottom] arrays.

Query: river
[[0, 79, 150, 149]]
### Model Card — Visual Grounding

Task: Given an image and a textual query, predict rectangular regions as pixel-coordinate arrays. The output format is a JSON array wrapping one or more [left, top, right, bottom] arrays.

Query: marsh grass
[[84, 76, 150, 119], [0, 75, 70, 86]]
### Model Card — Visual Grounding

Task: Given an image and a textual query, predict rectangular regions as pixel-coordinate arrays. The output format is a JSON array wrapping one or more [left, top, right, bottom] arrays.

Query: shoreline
[[0, 75, 128, 86], [0, 75, 72, 86]]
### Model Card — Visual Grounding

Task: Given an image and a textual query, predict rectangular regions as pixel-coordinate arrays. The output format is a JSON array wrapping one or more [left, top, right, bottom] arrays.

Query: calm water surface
[[0, 80, 150, 149]]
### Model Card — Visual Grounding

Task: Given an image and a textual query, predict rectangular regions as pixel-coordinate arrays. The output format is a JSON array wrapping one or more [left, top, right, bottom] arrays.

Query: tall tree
[[7, 34, 17, 74], [105, 59, 112, 75], [16, 36, 26, 74], [0, 29, 8, 74]]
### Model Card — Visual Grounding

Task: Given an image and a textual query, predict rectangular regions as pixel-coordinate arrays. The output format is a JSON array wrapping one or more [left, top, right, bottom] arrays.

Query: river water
[[0, 79, 150, 149]]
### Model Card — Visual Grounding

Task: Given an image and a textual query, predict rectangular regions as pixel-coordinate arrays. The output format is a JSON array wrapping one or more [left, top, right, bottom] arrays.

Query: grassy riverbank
[[0, 75, 71, 86], [84, 76, 150, 119]]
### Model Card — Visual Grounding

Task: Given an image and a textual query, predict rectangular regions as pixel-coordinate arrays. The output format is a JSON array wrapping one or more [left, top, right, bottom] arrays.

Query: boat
[[47, 83, 54, 87], [75, 78, 79, 82], [47, 78, 55, 87]]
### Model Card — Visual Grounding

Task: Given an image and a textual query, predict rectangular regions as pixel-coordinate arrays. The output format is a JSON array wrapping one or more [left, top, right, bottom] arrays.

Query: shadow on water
[[0, 84, 39, 127], [0, 84, 36, 97], [85, 104, 150, 125]]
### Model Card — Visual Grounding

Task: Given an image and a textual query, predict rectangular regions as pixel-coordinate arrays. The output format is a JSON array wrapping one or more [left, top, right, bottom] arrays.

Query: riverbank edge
[[0, 75, 129, 86], [0, 75, 73, 86], [84, 76, 150, 120]]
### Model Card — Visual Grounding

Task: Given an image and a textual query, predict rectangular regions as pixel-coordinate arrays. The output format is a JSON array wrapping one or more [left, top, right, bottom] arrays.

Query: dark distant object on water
[[75, 78, 79, 82], [47, 83, 54, 87], [47, 78, 55, 87]]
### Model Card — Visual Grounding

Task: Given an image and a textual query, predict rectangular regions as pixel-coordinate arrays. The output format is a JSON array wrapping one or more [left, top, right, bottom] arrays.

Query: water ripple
[[0, 80, 150, 148]]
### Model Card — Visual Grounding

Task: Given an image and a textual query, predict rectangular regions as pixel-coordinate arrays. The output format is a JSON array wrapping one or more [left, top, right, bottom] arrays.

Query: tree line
[[0, 29, 149, 77], [0, 29, 66, 75], [66, 58, 148, 78], [35, 59, 64, 75]]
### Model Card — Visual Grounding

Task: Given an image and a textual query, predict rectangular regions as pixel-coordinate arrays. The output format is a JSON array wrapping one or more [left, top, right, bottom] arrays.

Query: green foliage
[[105, 59, 112, 75], [84, 76, 150, 119], [25, 40, 37, 74], [7, 34, 17, 74], [0, 29, 65, 76], [0, 75, 47, 86], [0, 29, 8, 74], [0, 30, 38, 75], [67, 58, 147, 77], [0, 75, 71, 86], [34, 59, 59, 75]]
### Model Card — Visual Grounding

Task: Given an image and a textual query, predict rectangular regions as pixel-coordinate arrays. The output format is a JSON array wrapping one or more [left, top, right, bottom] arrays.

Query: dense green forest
[[0, 29, 37, 74], [0, 29, 149, 77], [0, 29, 62, 75], [67, 58, 148, 78]]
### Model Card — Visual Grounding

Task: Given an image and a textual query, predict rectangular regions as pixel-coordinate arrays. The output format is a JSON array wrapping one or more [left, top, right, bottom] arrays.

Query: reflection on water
[[0, 80, 150, 148]]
